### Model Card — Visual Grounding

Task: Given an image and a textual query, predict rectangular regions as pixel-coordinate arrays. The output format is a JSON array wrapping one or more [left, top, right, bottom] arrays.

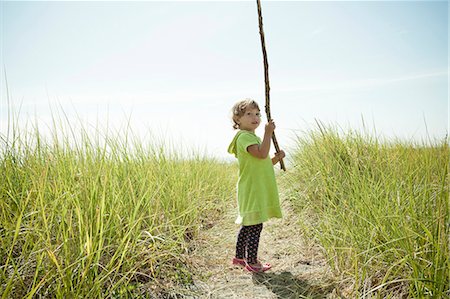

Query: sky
[[1, 0, 448, 160]]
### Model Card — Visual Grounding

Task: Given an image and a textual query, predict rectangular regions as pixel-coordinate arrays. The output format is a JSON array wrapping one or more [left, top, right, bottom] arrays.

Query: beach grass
[[288, 123, 449, 298], [2, 108, 449, 298], [0, 118, 236, 298]]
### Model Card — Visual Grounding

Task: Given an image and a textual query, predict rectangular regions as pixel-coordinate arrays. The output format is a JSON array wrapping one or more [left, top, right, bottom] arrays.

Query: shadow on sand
[[252, 271, 335, 299]]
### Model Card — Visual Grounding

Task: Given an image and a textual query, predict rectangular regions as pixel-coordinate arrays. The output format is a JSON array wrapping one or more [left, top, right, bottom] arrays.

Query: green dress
[[228, 130, 282, 226]]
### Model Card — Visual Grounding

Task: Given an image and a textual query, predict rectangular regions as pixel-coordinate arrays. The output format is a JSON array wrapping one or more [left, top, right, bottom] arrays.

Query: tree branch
[[256, 0, 286, 171]]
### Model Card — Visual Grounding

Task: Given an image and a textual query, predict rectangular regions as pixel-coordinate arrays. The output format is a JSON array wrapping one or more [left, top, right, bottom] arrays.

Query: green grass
[[2, 109, 448, 298], [289, 123, 449, 298], [0, 119, 236, 298]]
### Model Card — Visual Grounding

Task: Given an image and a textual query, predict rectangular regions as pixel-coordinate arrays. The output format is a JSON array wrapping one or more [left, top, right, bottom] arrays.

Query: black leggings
[[235, 223, 263, 264]]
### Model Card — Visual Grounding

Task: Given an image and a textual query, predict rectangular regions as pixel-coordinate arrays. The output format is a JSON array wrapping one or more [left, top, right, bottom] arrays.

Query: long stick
[[256, 0, 286, 171]]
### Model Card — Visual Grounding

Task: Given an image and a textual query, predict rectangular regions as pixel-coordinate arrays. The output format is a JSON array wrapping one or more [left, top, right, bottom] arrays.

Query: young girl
[[227, 99, 285, 273]]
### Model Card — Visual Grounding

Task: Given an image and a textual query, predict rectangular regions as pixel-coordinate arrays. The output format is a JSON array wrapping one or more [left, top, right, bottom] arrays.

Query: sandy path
[[183, 198, 339, 299]]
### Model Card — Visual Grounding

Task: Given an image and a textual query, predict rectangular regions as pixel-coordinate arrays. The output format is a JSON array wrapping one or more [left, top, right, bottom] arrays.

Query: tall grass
[[289, 124, 449, 298], [0, 118, 236, 298]]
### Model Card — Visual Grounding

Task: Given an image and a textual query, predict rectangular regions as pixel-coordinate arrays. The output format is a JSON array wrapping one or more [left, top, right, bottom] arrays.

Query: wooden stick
[[256, 0, 286, 171]]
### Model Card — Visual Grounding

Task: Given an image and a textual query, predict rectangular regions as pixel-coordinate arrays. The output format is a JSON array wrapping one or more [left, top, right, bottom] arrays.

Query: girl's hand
[[265, 119, 276, 135], [272, 150, 285, 165], [275, 150, 285, 160]]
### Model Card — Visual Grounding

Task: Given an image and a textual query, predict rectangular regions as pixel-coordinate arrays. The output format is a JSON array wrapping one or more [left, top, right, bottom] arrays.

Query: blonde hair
[[230, 99, 260, 129]]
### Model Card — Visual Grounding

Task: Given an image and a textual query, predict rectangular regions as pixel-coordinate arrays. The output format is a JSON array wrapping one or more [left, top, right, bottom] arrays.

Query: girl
[[227, 99, 285, 273]]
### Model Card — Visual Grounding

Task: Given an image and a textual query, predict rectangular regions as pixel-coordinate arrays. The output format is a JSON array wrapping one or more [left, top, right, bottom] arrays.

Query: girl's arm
[[247, 120, 275, 159]]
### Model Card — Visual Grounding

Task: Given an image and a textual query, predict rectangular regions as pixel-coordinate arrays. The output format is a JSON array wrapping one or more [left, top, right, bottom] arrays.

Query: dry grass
[[184, 191, 338, 299]]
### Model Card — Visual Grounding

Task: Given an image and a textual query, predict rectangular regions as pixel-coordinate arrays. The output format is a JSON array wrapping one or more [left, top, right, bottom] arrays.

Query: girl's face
[[237, 108, 261, 132]]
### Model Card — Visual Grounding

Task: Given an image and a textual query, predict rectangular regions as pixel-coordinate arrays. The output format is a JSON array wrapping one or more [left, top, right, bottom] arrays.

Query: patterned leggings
[[235, 223, 263, 264]]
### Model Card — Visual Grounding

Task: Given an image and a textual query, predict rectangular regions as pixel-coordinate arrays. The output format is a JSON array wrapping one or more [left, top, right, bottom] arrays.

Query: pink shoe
[[232, 257, 246, 267], [245, 261, 272, 273]]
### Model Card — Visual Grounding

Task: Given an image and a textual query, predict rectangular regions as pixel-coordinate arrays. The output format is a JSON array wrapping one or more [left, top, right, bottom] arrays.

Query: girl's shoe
[[232, 257, 246, 267], [245, 261, 272, 273]]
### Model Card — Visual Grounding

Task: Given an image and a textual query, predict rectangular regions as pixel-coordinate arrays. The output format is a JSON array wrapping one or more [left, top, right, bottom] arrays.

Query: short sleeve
[[237, 132, 260, 153]]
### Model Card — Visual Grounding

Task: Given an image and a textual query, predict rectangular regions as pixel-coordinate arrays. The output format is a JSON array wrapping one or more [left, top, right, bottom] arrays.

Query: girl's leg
[[235, 225, 249, 259], [246, 223, 263, 265]]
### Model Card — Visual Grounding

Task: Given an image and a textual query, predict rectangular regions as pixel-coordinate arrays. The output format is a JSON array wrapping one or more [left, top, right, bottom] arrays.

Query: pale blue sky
[[1, 1, 448, 159]]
